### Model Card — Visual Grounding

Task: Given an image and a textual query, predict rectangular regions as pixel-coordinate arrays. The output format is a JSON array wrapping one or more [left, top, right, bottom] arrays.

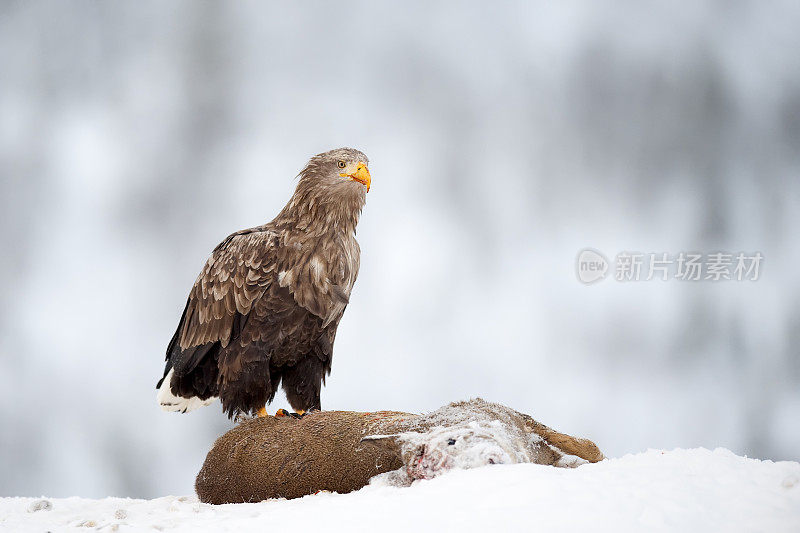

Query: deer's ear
[[360, 434, 402, 458]]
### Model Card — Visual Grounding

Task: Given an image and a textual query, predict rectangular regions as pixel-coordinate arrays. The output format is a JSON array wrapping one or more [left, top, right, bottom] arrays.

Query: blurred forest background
[[1, 1, 799, 498]]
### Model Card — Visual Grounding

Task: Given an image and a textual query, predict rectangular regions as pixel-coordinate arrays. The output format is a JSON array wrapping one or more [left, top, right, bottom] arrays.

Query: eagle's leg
[[257, 407, 269, 418], [281, 355, 324, 415]]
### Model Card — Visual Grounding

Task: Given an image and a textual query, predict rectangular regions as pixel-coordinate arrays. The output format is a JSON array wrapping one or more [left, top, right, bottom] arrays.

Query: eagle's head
[[281, 147, 371, 231], [300, 147, 371, 195]]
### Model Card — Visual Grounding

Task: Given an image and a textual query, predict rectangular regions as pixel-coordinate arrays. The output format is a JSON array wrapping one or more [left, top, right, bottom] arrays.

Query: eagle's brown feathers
[[157, 148, 369, 418]]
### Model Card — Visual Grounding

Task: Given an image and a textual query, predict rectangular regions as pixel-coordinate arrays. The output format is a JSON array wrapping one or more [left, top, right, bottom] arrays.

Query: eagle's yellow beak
[[341, 162, 371, 192]]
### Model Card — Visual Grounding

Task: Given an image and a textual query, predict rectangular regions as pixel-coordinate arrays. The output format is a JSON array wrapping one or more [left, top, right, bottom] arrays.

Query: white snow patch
[[2, 448, 798, 532]]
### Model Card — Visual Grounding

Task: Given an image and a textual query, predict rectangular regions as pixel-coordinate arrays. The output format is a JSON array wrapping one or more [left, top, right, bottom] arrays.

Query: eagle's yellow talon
[[257, 407, 269, 418], [275, 409, 306, 418]]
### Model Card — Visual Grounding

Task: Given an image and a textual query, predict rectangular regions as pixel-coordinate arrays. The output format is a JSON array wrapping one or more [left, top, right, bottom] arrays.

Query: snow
[[2, 448, 798, 532]]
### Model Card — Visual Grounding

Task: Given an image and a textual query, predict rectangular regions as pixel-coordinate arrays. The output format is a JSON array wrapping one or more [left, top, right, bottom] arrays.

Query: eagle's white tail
[[157, 368, 217, 413]]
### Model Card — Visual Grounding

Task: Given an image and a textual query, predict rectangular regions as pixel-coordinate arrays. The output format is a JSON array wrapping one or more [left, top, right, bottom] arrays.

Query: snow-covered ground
[[2, 448, 798, 533]]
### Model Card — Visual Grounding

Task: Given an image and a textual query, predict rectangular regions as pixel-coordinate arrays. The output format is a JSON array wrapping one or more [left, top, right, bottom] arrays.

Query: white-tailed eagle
[[156, 148, 371, 418]]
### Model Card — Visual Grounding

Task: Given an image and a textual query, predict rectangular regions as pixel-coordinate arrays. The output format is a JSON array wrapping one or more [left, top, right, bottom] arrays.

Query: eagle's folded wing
[[177, 223, 357, 364], [179, 228, 279, 351]]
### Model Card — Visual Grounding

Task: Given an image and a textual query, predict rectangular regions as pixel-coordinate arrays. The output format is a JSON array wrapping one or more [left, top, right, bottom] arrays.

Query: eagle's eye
[[447, 438, 456, 446], [337, 160, 346, 169]]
